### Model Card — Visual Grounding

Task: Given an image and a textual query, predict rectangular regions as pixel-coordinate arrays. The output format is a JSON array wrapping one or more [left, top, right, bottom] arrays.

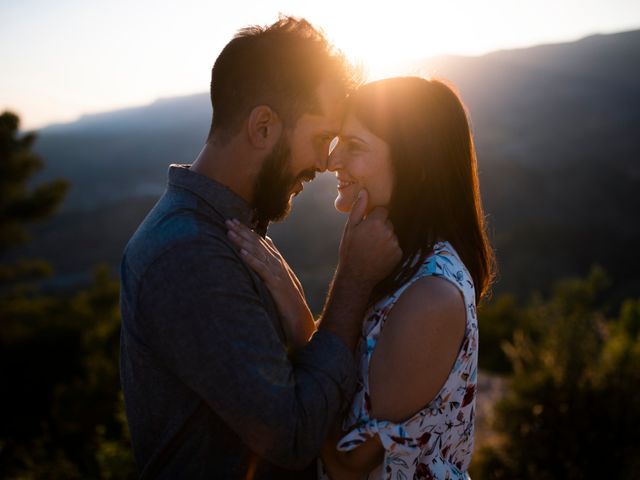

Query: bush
[[474, 267, 640, 479]]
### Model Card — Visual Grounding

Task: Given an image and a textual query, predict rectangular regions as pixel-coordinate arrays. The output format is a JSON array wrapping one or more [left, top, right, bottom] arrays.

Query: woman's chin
[[334, 194, 353, 213]]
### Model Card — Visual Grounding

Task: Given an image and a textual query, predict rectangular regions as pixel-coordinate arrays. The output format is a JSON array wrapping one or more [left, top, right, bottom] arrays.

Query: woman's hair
[[347, 76, 496, 304]]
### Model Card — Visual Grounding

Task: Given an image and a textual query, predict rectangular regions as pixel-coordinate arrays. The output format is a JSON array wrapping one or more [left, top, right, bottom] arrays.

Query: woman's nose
[[327, 141, 343, 172]]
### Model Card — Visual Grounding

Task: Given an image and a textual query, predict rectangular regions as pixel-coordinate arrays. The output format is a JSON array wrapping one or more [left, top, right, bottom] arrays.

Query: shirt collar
[[168, 164, 263, 233]]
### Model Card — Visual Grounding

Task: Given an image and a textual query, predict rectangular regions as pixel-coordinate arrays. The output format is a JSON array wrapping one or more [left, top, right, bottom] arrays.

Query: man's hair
[[207, 16, 357, 143]]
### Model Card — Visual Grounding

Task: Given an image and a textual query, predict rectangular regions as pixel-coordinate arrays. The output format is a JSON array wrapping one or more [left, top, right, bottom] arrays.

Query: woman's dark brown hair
[[348, 76, 495, 304]]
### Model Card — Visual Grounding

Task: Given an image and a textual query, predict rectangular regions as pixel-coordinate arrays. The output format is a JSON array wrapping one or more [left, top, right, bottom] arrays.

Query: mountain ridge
[[16, 28, 640, 306]]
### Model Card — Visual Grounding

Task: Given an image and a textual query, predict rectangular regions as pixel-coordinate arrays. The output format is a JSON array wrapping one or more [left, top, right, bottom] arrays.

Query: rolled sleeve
[[293, 329, 357, 401], [137, 237, 356, 469]]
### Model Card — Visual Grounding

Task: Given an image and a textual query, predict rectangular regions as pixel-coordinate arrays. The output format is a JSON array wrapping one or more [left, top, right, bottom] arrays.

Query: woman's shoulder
[[420, 241, 475, 297], [368, 275, 467, 422], [390, 274, 464, 320], [374, 241, 473, 315]]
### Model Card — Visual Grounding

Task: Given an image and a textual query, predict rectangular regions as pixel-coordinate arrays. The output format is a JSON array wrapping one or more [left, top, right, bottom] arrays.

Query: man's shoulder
[[122, 195, 234, 280]]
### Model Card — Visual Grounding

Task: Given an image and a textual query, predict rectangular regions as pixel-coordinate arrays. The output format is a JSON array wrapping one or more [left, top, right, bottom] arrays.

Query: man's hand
[[318, 190, 402, 351], [337, 189, 402, 288]]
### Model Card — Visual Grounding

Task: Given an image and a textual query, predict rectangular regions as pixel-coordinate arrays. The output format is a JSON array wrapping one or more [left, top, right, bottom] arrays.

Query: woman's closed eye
[[346, 140, 366, 155]]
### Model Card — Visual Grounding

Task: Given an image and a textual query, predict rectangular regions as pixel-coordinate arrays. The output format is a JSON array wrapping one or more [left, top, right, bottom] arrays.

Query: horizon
[[2, 0, 639, 130], [26, 28, 637, 133]]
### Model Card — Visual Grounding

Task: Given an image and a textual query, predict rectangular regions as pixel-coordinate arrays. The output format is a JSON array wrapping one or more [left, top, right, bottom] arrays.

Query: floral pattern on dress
[[319, 241, 478, 480]]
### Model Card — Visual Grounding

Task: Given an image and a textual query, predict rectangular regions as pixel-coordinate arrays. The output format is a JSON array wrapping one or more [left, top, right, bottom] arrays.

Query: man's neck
[[190, 140, 257, 204]]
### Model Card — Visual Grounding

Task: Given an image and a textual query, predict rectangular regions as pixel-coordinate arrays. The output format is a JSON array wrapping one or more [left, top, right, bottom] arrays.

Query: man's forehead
[[315, 80, 347, 120]]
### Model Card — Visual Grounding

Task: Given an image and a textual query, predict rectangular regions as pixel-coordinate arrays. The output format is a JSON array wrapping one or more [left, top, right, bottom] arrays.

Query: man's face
[[251, 133, 295, 225], [252, 80, 345, 224]]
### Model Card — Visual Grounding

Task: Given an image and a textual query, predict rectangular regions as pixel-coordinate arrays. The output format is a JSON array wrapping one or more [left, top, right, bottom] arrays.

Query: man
[[120, 16, 400, 479]]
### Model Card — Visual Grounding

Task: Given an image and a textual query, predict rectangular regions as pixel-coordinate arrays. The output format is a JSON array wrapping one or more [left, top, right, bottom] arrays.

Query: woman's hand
[[226, 219, 315, 351], [320, 420, 383, 479]]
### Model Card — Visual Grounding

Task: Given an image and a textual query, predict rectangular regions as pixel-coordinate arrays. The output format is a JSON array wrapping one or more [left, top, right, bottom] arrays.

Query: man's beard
[[252, 135, 315, 227]]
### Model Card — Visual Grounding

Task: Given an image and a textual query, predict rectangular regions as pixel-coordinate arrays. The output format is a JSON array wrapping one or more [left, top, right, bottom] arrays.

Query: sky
[[2, 0, 639, 130]]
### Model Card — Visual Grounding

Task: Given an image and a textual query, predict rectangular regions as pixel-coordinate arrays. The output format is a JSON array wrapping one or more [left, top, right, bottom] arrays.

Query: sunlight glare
[[316, 5, 465, 81]]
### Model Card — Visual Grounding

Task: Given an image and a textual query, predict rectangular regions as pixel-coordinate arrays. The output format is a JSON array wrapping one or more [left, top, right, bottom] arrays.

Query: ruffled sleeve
[[337, 417, 471, 479], [337, 418, 428, 454]]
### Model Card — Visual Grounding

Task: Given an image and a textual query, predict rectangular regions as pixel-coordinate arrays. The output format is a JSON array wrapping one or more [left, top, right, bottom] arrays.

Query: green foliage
[[478, 294, 528, 373], [473, 266, 640, 479], [0, 113, 134, 478], [2, 106, 639, 477], [0, 266, 136, 479], [0, 111, 68, 257]]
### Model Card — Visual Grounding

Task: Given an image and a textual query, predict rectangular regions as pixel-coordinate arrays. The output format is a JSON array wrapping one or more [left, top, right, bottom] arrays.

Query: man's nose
[[327, 146, 342, 172], [315, 154, 328, 173]]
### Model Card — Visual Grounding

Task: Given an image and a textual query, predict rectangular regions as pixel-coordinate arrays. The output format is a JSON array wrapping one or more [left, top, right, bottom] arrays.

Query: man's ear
[[246, 105, 282, 149]]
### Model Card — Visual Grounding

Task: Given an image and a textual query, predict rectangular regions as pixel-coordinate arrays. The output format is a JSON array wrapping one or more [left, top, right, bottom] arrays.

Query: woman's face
[[328, 113, 394, 213]]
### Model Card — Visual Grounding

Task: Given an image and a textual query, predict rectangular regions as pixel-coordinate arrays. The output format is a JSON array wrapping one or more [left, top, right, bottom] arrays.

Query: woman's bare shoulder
[[368, 276, 467, 422]]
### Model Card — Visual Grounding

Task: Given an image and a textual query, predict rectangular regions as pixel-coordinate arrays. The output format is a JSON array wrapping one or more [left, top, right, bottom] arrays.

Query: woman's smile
[[336, 176, 357, 191]]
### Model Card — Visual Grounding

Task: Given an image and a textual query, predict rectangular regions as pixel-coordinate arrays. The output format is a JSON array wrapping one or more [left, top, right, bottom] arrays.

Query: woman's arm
[[226, 219, 316, 351], [368, 276, 466, 422], [321, 276, 467, 476]]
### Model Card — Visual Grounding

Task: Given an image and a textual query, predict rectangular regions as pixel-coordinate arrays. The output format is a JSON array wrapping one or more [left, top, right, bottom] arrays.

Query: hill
[[18, 29, 640, 309]]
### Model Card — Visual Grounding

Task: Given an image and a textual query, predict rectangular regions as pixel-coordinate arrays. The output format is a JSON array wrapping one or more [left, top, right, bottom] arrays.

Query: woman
[[227, 76, 495, 479]]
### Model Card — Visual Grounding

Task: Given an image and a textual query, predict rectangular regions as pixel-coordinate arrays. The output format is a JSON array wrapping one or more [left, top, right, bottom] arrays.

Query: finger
[[241, 223, 277, 255], [365, 206, 389, 222], [239, 248, 273, 282], [263, 235, 281, 257], [227, 219, 274, 256], [283, 260, 304, 290], [227, 230, 267, 261], [285, 267, 305, 297], [347, 189, 368, 228], [265, 236, 303, 294], [226, 219, 261, 244]]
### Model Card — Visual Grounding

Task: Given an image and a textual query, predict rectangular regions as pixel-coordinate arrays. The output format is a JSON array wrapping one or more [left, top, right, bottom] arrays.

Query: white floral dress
[[319, 241, 478, 480]]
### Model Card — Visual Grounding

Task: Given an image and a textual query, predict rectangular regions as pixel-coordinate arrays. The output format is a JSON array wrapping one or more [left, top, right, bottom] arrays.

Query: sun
[[318, 12, 451, 81]]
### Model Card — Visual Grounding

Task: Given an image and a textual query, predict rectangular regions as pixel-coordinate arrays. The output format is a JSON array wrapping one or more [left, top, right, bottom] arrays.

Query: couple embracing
[[120, 15, 494, 480]]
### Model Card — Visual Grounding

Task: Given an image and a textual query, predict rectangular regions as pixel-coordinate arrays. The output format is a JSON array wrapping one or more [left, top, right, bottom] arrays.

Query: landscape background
[[1, 28, 639, 479], [18, 28, 640, 308]]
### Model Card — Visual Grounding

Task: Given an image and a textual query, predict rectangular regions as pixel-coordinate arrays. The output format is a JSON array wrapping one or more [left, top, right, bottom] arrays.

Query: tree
[[472, 266, 640, 479], [0, 112, 135, 478], [0, 111, 68, 284]]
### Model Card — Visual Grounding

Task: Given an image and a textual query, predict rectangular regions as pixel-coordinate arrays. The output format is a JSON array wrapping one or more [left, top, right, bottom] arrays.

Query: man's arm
[[319, 192, 402, 352], [138, 236, 359, 469]]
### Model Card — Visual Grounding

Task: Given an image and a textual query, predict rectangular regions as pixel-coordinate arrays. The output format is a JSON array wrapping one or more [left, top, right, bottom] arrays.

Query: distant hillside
[[32, 94, 212, 210], [20, 29, 640, 308]]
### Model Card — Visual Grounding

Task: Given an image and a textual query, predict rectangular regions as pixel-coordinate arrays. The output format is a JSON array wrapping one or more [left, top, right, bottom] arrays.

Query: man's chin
[[270, 208, 291, 224], [259, 198, 293, 224]]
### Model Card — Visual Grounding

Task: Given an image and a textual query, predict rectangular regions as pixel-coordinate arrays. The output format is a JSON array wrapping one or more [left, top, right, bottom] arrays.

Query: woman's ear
[[246, 105, 282, 149]]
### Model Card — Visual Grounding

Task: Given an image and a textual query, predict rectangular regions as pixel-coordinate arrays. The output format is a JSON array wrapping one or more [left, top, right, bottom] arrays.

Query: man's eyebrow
[[320, 130, 338, 138]]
